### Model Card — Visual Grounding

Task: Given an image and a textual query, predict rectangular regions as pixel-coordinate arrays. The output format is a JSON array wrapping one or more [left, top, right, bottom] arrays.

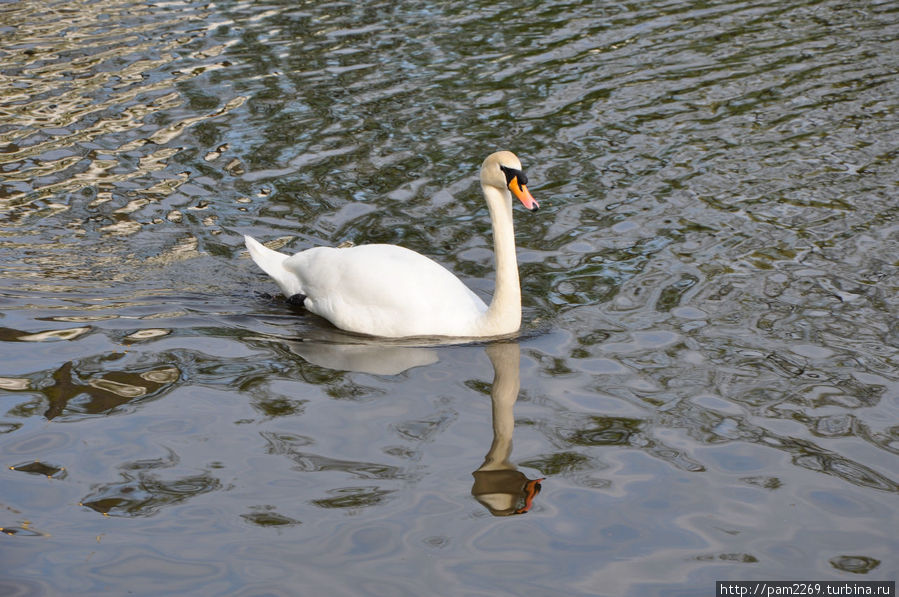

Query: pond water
[[1, 0, 897, 594]]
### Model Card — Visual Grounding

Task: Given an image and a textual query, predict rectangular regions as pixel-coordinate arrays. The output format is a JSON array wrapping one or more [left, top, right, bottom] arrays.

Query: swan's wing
[[283, 244, 488, 337]]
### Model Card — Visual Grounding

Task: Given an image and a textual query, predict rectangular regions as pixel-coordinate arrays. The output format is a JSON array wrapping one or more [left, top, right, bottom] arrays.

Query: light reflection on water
[[1, 0, 898, 594]]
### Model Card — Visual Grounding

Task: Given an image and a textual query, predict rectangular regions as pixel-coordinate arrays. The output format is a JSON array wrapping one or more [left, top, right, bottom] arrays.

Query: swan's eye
[[500, 165, 527, 188]]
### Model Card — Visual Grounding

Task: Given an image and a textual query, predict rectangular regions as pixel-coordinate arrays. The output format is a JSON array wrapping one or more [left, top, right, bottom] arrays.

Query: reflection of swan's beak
[[516, 477, 544, 514]]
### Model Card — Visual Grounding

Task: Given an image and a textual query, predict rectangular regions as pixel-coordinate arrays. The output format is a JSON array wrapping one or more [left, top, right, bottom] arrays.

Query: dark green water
[[1, 0, 897, 594]]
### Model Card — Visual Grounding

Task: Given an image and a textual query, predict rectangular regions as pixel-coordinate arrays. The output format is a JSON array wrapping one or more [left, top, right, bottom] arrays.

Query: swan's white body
[[245, 151, 538, 338]]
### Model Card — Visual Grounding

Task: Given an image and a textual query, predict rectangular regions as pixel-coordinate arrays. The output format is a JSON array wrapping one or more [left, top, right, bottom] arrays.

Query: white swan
[[244, 151, 538, 338]]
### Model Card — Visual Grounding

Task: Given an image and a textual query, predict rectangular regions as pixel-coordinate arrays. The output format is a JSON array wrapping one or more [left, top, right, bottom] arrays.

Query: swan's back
[[285, 244, 487, 337]]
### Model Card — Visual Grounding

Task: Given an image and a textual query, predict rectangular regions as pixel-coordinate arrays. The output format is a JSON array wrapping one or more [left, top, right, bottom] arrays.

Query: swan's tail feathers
[[244, 235, 303, 297]]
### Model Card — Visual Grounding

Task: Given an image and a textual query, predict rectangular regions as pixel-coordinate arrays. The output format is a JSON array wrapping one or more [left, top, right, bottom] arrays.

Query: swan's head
[[481, 151, 539, 212]]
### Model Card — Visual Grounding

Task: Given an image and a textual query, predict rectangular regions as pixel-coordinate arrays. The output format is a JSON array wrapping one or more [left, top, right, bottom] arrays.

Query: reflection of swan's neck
[[472, 342, 543, 516], [478, 342, 520, 471], [481, 185, 521, 336]]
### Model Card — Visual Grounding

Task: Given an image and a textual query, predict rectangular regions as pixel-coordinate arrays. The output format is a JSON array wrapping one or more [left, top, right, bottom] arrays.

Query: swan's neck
[[481, 185, 522, 336]]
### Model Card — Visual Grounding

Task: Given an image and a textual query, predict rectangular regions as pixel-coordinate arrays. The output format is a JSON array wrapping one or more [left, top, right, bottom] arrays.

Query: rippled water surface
[[2, 0, 898, 594]]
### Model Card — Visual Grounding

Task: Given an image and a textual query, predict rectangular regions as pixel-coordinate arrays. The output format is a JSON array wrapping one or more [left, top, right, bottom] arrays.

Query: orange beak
[[509, 176, 539, 212]]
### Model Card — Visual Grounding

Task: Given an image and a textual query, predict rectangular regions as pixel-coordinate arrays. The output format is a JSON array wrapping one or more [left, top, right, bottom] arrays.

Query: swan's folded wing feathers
[[283, 244, 487, 337]]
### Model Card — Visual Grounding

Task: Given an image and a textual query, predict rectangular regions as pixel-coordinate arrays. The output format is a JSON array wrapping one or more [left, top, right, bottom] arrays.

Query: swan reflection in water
[[471, 342, 544, 516], [281, 337, 543, 515]]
